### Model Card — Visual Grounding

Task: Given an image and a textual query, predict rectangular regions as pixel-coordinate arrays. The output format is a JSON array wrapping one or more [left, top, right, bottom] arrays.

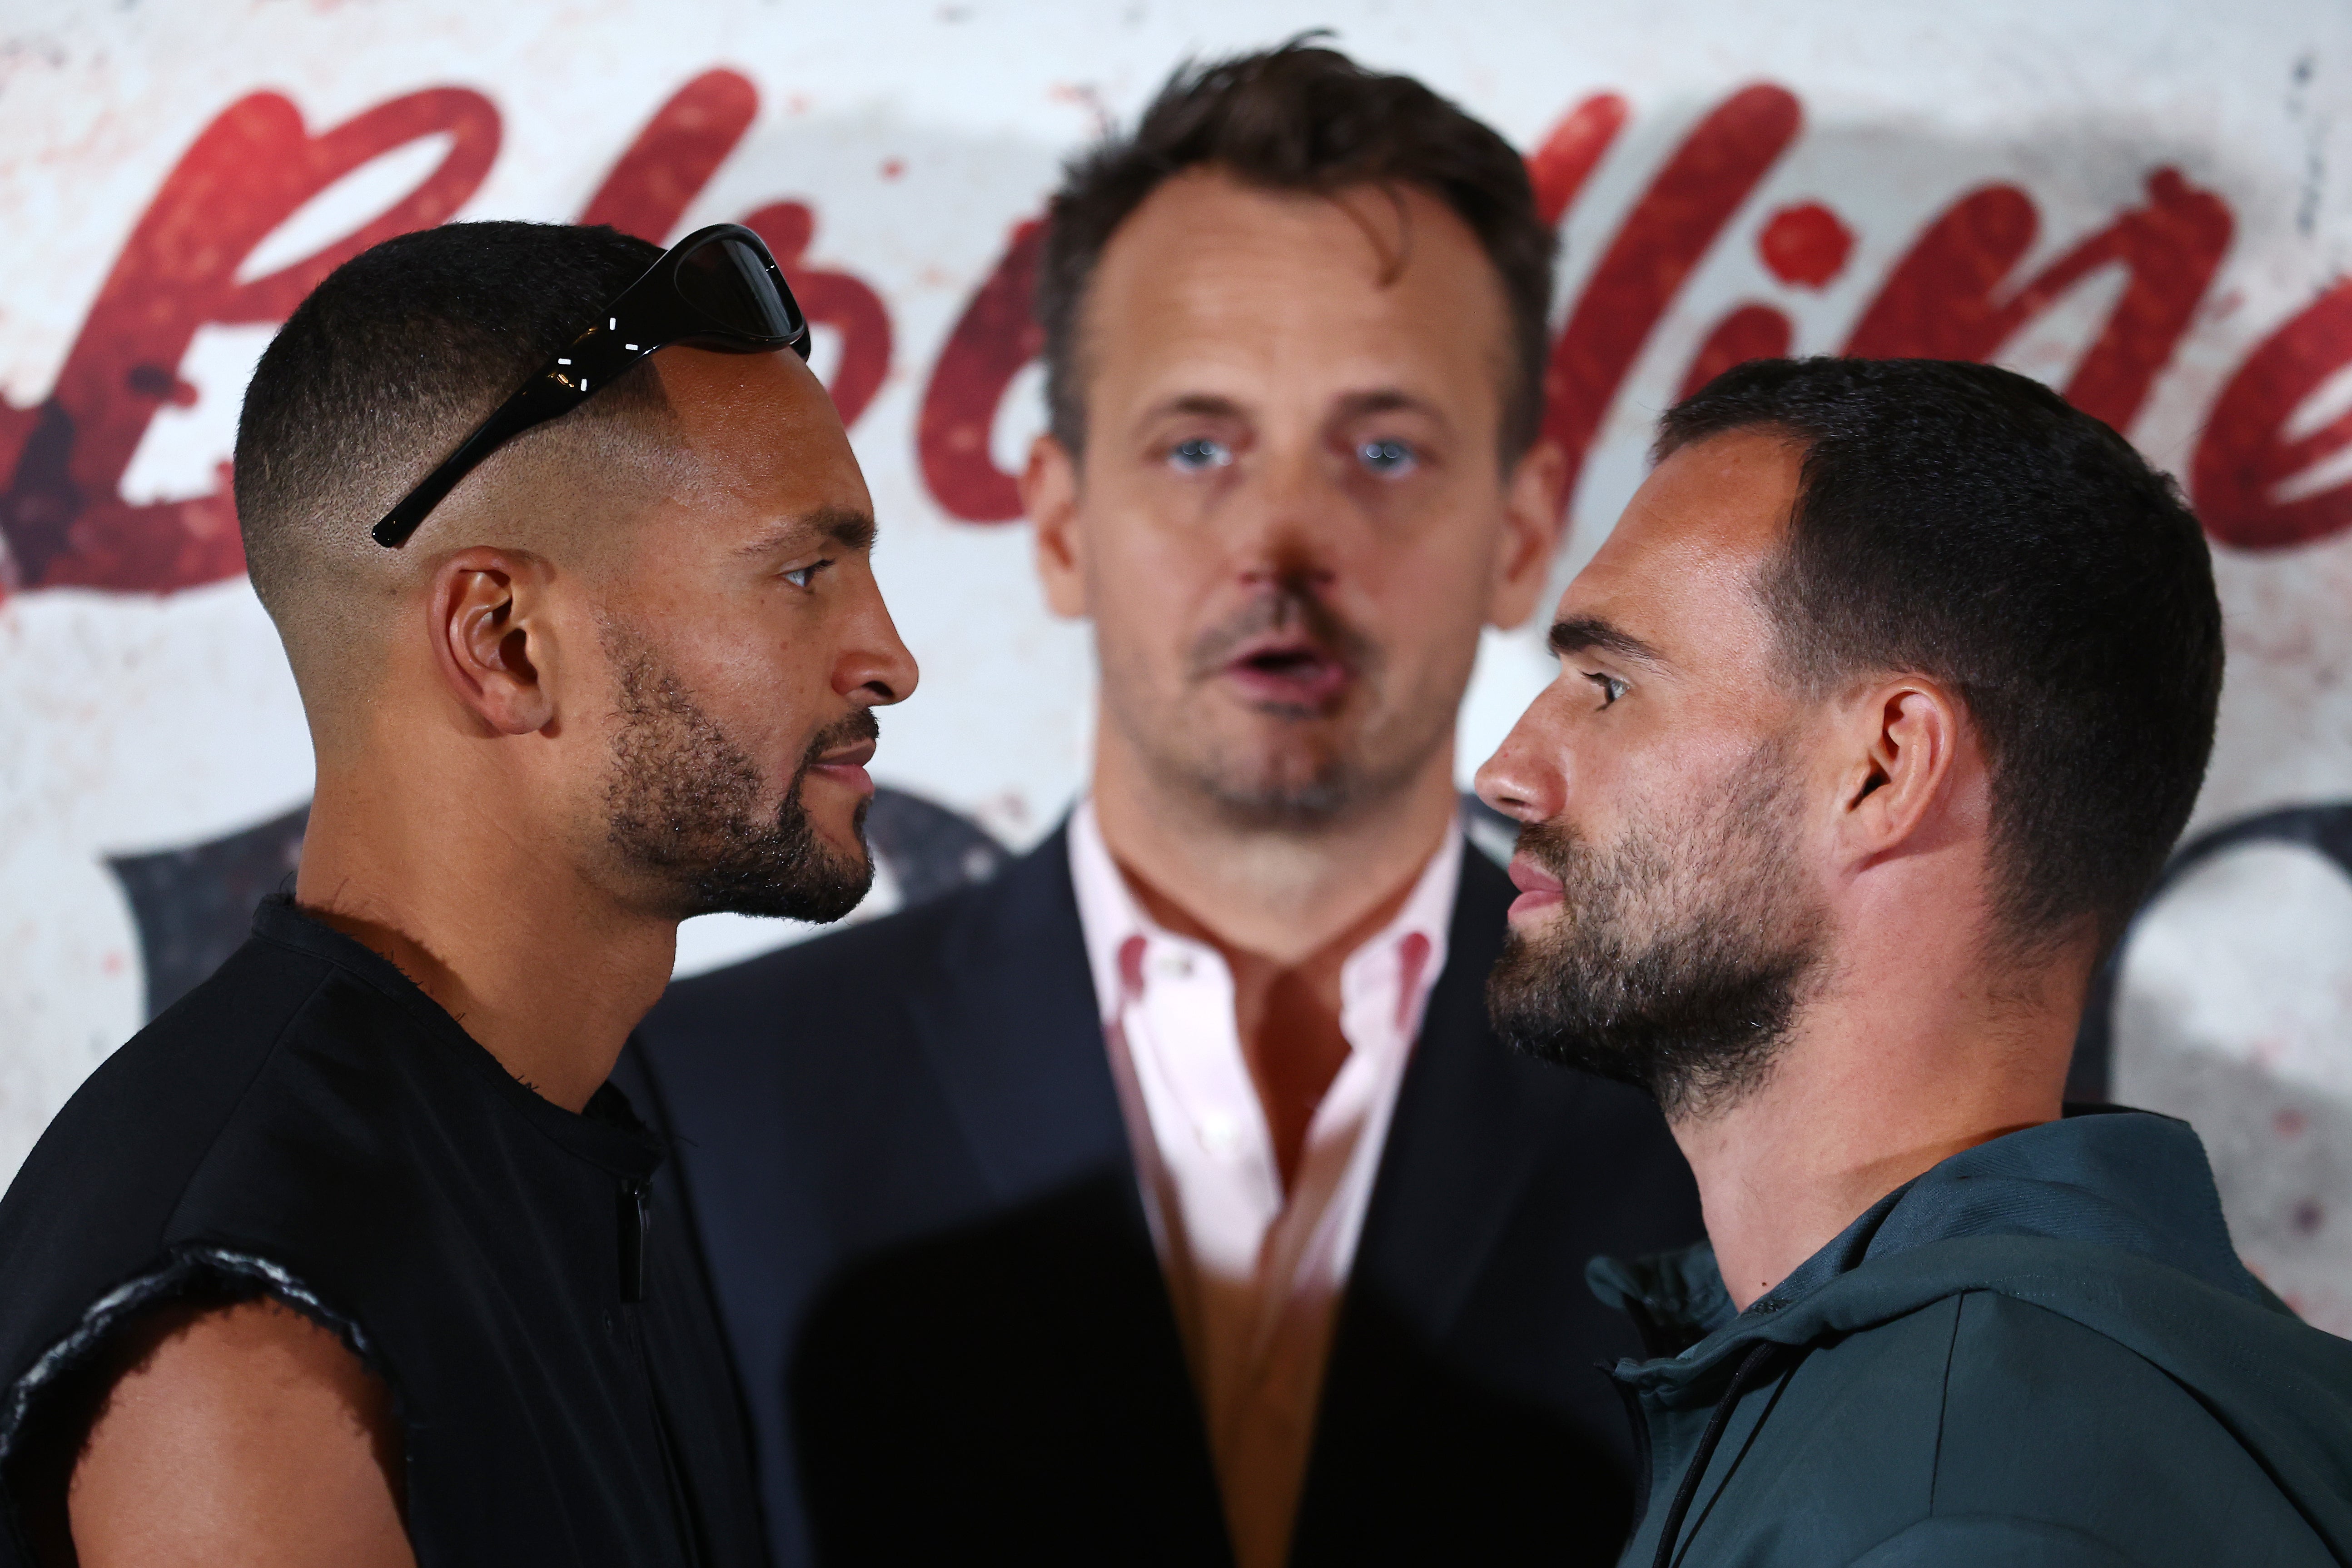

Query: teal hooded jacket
[[1590, 1109, 2352, 1567]]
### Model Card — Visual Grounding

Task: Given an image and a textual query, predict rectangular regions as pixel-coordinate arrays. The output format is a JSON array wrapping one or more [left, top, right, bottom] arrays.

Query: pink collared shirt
[[1069, 801, 1462, 1568]]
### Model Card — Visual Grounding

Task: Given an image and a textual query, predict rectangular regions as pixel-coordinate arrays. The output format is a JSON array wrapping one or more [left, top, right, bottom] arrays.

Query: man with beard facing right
[[1478, 356, 2352, 1568], [0, 219, 914, 1566]]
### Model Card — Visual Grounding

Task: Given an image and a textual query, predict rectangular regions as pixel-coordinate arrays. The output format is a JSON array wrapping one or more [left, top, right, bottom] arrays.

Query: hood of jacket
[[1590, 1108, 2352, 1558]]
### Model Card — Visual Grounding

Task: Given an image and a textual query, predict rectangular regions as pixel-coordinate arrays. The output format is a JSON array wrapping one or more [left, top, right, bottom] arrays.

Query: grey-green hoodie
[[1590, 1109, 2352, 1567]]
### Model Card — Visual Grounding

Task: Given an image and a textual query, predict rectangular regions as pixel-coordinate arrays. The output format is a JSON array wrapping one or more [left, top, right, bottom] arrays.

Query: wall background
[[1, 0, 2347, 1329]]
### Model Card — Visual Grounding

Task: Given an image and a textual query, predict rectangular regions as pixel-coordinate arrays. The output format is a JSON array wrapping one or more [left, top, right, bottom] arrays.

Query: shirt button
[[1155, 951, 1194, 980]]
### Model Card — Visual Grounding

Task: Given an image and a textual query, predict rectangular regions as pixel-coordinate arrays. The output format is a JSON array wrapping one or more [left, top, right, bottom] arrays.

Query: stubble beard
[[1485, 737, 1830, 1123], [601, 624, 875, 924]]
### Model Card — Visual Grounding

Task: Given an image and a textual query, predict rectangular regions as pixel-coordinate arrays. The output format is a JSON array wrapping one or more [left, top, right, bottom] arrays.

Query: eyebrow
[[1549, 614, 1666, 667], [1331, 387, 1445, 424], [1139, 392, 1249, 426], [1136, 387, 1448, 434], [739, 505, 877, 558]]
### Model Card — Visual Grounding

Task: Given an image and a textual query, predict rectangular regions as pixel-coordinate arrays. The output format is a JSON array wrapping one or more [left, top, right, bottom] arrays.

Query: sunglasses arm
[[371, 348, 636, 548], [366, 225, 802, 550]]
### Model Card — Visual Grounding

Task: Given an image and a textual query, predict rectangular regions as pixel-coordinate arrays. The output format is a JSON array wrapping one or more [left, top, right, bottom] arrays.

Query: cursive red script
[[0, 89, 498, 592], [6, 72, 2351, 601]]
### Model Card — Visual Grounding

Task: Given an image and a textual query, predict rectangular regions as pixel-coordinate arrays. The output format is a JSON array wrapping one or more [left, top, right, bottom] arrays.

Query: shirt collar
[[248, 896, 665, 1180], [1067, 797, 1462, 1049]]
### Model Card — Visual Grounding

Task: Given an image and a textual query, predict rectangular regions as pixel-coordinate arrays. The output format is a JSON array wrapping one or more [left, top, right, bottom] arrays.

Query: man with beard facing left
[[1479, 356, 2352, 1567], [625, 40, 1701, 1568], [0, 220, 914, 1566]]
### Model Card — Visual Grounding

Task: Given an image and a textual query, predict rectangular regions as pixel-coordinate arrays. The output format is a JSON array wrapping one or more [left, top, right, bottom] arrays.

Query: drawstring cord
[[1651, 1339, 1784, 1568]]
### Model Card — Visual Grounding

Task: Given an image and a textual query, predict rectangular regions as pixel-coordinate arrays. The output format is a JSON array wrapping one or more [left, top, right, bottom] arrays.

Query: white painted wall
[[0, 0, 2345, 1327]]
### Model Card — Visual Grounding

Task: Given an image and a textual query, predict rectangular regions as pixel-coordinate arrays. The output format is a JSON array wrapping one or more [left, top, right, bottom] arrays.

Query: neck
[[294, 761, 675, 1114], [1675, 941, 2083, 1312], [1090, 725, 1457, 966]]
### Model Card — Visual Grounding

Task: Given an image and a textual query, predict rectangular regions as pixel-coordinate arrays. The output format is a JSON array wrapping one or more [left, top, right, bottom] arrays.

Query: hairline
[[1056, 166, 1532, 473], [1651, 406, 2110, 967]]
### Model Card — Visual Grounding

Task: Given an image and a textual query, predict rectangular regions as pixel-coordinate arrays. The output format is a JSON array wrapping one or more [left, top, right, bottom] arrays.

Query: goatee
[[602, 625, 876, 924]]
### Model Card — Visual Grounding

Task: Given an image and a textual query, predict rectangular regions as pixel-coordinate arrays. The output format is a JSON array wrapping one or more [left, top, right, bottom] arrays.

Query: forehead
[[1079, 169, 1512, 413], [650, 348, 869, 522], [1564, 428, 1805, 669]]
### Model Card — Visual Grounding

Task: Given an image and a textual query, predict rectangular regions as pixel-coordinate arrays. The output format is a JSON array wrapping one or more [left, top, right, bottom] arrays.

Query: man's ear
[[1835, 677, 1965, 862], [428, 547, 560, 736], [1488, 437, 1569, 631], [1023, 432, 1089, 621]]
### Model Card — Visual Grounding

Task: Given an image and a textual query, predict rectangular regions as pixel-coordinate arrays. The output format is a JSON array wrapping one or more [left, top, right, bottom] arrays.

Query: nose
[[1474, 694, 1567, 826], [835, 575, 919, 709], [1232, 439, 1344, 597]]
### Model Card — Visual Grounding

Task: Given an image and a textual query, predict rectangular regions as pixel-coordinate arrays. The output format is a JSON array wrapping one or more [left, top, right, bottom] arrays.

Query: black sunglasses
[[372, 223, 811, 548]]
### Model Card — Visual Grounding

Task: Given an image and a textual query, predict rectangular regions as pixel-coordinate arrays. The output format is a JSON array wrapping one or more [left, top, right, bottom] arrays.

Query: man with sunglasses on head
[[626, 40, 1702, 1568], [0, 220, 911, 1567]]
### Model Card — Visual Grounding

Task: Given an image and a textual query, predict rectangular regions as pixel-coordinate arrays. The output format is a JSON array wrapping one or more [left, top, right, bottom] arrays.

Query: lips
[[1505, 854, 1565, 921], [805, 735, 877, 798], [1220, 632, 1354, 709]]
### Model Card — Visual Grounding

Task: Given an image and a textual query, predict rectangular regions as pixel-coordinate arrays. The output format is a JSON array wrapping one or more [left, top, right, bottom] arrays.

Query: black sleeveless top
[[0, 898, 767, 1567]]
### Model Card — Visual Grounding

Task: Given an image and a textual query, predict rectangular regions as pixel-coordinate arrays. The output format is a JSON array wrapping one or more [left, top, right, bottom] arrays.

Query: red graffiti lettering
[[1680, 304, 1795, 399], [1542, 85, 1803, 512], [581, 75, 894, 427], [580, 69, 760, 242], [1846, 169, 2232, 433], [739, 202, 893, 429], [1757, 202, 1853, 289], [0, 89, 499, 593], [2194, 280, 2352, 550], [10, 66, 2351, 590], [916, 218, 1045, 523], [1527, 94, 1629, 227]]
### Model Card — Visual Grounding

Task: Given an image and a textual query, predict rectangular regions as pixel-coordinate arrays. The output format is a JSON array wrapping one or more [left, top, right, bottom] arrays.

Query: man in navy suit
[[625, 41, 1703, 1568]]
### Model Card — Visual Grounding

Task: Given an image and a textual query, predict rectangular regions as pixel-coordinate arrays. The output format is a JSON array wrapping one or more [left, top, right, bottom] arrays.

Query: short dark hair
[[1034, 39, 1555, 461], [234, 221, 665, 616], [1657, 358, 2223, 956]]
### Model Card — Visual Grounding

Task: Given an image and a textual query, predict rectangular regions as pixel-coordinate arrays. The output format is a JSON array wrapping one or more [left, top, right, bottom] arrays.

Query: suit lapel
[[1343, 845, 1583, 1344], [902, 826, 1235, 1565], [920, 831, 1573, 1429], [905, 824, 1140, 1204], [899, 827, 1582, 1566]]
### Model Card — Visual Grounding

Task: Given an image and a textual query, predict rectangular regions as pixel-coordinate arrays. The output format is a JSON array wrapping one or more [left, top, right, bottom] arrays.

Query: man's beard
[[1486, 740, 1829, 1122], [1113, 581, 1438, 832], [602, 627, 875, 924]]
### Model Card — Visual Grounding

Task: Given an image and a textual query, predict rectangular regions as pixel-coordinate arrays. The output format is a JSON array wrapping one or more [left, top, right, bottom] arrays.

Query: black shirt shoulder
[[0, 901, 764, 1568], [0, 932, 347, 1363]]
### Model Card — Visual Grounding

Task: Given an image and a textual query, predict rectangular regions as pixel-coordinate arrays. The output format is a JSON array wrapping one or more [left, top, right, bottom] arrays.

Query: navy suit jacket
[[621, 826, 1703, 1566]]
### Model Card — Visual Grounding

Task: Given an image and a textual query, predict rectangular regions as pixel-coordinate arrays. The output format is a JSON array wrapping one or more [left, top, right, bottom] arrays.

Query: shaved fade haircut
[[234, 221, 677, 726]]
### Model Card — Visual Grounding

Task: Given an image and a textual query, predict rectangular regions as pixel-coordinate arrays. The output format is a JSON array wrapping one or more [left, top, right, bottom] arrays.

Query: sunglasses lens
[[673, 237, 803, 342]]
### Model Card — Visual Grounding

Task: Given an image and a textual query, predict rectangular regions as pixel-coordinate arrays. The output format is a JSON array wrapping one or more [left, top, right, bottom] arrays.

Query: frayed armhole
[[0, 1244, 378, 1472]]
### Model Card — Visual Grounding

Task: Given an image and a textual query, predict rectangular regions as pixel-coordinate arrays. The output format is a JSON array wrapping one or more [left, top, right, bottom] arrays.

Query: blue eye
[[782, 559, 830, 590], [1359, 438, 1417, 476], [1585, 672, 1627, 707], [1169, 437, 1233, 472]]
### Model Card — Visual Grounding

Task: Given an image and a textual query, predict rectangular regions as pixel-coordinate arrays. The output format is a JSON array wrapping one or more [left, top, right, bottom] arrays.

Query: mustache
[[1183, 582, 1376, 682], [795, 707, 880, 775], [1512, 817, 1584, 881]]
